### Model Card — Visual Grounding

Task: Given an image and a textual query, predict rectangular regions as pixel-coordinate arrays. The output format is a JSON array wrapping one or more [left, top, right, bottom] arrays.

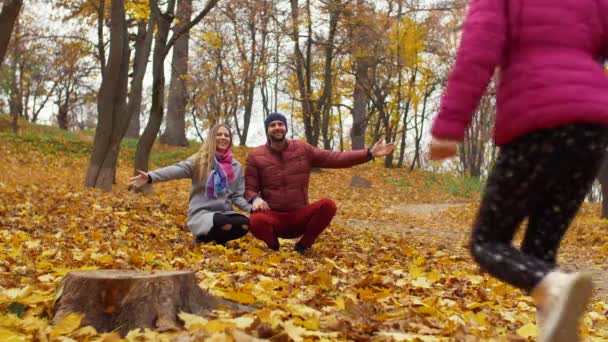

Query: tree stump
[[53, 270, 249, 336]]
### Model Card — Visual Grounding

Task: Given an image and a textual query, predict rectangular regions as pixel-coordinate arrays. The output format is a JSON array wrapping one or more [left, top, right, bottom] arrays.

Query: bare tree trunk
[[305, 0, 321, 145], [126, 16, 155, 139], [0, 0, 22, 68], [259, 10, 273, 121], [97, 0, 106, 74], [259, 21, 271, 120], [85, 0, 131, 190], [384, 116, 394, 168], [161, 0, 192, 147], [322, 104, 332, 149], [240, 81, 255, 145], [234, 15, 261, 146], [459, 86, 495, 178], [350, 0, 370, 150], [272, 25, 280, 114], [385, 0, 404, 168], [134, 0, 175, 193], [320, 1, 339, 150], [409, 84, 433, 171], [398, 67, 417, 167], [8, 20, 22, 134], [57, 101, 69, 130], [31, 82, 56, 123], [337, 104, 344, 151], [22, 70, 30, 121], [134, 0, 219, 192], [290, 0, 315, 146]]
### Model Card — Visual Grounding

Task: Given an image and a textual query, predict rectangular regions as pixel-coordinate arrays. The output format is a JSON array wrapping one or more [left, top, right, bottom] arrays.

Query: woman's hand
[[129, 170, 149, 188], [252, 198, 270, 212]]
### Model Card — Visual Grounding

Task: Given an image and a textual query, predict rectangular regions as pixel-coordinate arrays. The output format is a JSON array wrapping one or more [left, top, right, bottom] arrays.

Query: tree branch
[[97, 0, 106, 74], [163, 0, 219, 57]]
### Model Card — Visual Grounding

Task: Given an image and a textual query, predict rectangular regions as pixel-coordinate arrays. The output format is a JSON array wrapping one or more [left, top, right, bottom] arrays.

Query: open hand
[[370, 138, 396, 158], [429, 138, 458, 160], [129, 170, 149, 188]]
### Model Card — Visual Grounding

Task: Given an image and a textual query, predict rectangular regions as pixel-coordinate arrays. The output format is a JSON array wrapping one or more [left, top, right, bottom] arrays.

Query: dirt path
[[347, 203, 608, 301]]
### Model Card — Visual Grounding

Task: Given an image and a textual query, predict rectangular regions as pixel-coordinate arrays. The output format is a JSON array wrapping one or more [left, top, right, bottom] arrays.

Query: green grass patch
[[385, 176, 412, 188], [0, 114, 202, 165], [150, 148, 198, 167], [421, 172, 483, 197], [444, 176, 483, 197], [0, 131, 92, 156]]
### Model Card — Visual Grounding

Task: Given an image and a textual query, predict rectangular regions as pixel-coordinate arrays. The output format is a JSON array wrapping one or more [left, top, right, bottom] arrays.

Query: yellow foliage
[[200, 31, 223, 50], [388, 17, 426, 68], [50, 313, 82, 338], [125, 0, 149, 22]]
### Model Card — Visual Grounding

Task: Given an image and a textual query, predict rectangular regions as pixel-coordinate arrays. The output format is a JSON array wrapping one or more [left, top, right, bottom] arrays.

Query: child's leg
[[470, 129, 571, 292], [469, 125, 608, 341], [521, 125, 608, 265]]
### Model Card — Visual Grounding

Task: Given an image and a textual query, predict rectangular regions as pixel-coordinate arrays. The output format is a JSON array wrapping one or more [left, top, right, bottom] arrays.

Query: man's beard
[[268, 132, 286, 143]]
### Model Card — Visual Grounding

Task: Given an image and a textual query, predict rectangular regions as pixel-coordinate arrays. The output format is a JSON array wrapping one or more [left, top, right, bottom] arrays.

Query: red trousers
[[249, 198, 337, 249]]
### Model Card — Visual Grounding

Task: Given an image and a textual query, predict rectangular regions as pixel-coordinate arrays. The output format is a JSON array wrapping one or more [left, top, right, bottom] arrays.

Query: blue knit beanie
[[264, 112, 288, 133]]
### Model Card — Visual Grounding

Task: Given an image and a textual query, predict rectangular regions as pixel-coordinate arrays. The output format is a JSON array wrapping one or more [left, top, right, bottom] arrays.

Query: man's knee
[[318, 198, 337, 216], [249, 214, 272, 232]]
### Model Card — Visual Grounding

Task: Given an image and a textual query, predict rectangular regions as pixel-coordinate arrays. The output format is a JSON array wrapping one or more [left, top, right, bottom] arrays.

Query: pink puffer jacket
[[432, 0, 608, 145]]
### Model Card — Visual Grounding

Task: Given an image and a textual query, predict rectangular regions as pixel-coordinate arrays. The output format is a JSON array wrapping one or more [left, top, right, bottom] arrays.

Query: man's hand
[[429, 137, 458, 160], [252, 198, 270, 212], [370, 138, 396, 158], [129, 170, 149, 188]]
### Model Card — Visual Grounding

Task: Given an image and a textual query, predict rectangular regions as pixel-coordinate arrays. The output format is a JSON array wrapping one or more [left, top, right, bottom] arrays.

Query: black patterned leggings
[[471, 124, 608, 292], [196, 213, 250, 245]]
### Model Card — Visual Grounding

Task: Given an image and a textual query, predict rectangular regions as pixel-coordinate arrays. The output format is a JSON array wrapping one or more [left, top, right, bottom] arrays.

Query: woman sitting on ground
[[129, 123, 252, 245]]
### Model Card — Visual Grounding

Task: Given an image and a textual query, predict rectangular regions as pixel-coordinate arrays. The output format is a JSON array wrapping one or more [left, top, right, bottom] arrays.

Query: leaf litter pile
[[1, 124, 608, 341]]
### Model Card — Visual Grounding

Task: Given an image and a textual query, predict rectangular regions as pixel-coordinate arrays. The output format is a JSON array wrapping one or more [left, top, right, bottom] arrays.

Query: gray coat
[[148, 158, 252, 237]]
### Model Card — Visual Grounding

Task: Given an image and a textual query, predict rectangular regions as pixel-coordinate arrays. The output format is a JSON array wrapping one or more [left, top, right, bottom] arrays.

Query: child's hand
[[429, 138, 458, 160]]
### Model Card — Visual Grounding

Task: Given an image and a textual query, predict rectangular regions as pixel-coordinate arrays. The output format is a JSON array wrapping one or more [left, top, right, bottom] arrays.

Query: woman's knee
[[225, 214, 249, 228]]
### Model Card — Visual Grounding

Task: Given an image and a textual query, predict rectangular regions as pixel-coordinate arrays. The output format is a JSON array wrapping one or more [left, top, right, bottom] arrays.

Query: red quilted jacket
[[245, 139, 370, 212]]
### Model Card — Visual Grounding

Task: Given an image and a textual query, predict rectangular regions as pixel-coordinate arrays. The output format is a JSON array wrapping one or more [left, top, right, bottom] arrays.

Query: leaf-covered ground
[[1, 118, 608, 341]]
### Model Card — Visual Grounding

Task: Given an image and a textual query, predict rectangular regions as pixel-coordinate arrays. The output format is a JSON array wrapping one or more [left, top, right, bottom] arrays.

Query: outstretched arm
[[431, 0, 506, 141], [310, 139, 395, 168], [130, 159, 195, 188]]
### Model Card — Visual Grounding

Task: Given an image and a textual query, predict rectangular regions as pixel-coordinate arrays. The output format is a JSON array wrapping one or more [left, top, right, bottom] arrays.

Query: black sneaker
[[267, 237, 280, 251], [294, 243, 307, 255]]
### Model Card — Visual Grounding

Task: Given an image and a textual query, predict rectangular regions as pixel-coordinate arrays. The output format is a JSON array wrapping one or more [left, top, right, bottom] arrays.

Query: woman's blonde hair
[[192, 123, 233, 182]]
